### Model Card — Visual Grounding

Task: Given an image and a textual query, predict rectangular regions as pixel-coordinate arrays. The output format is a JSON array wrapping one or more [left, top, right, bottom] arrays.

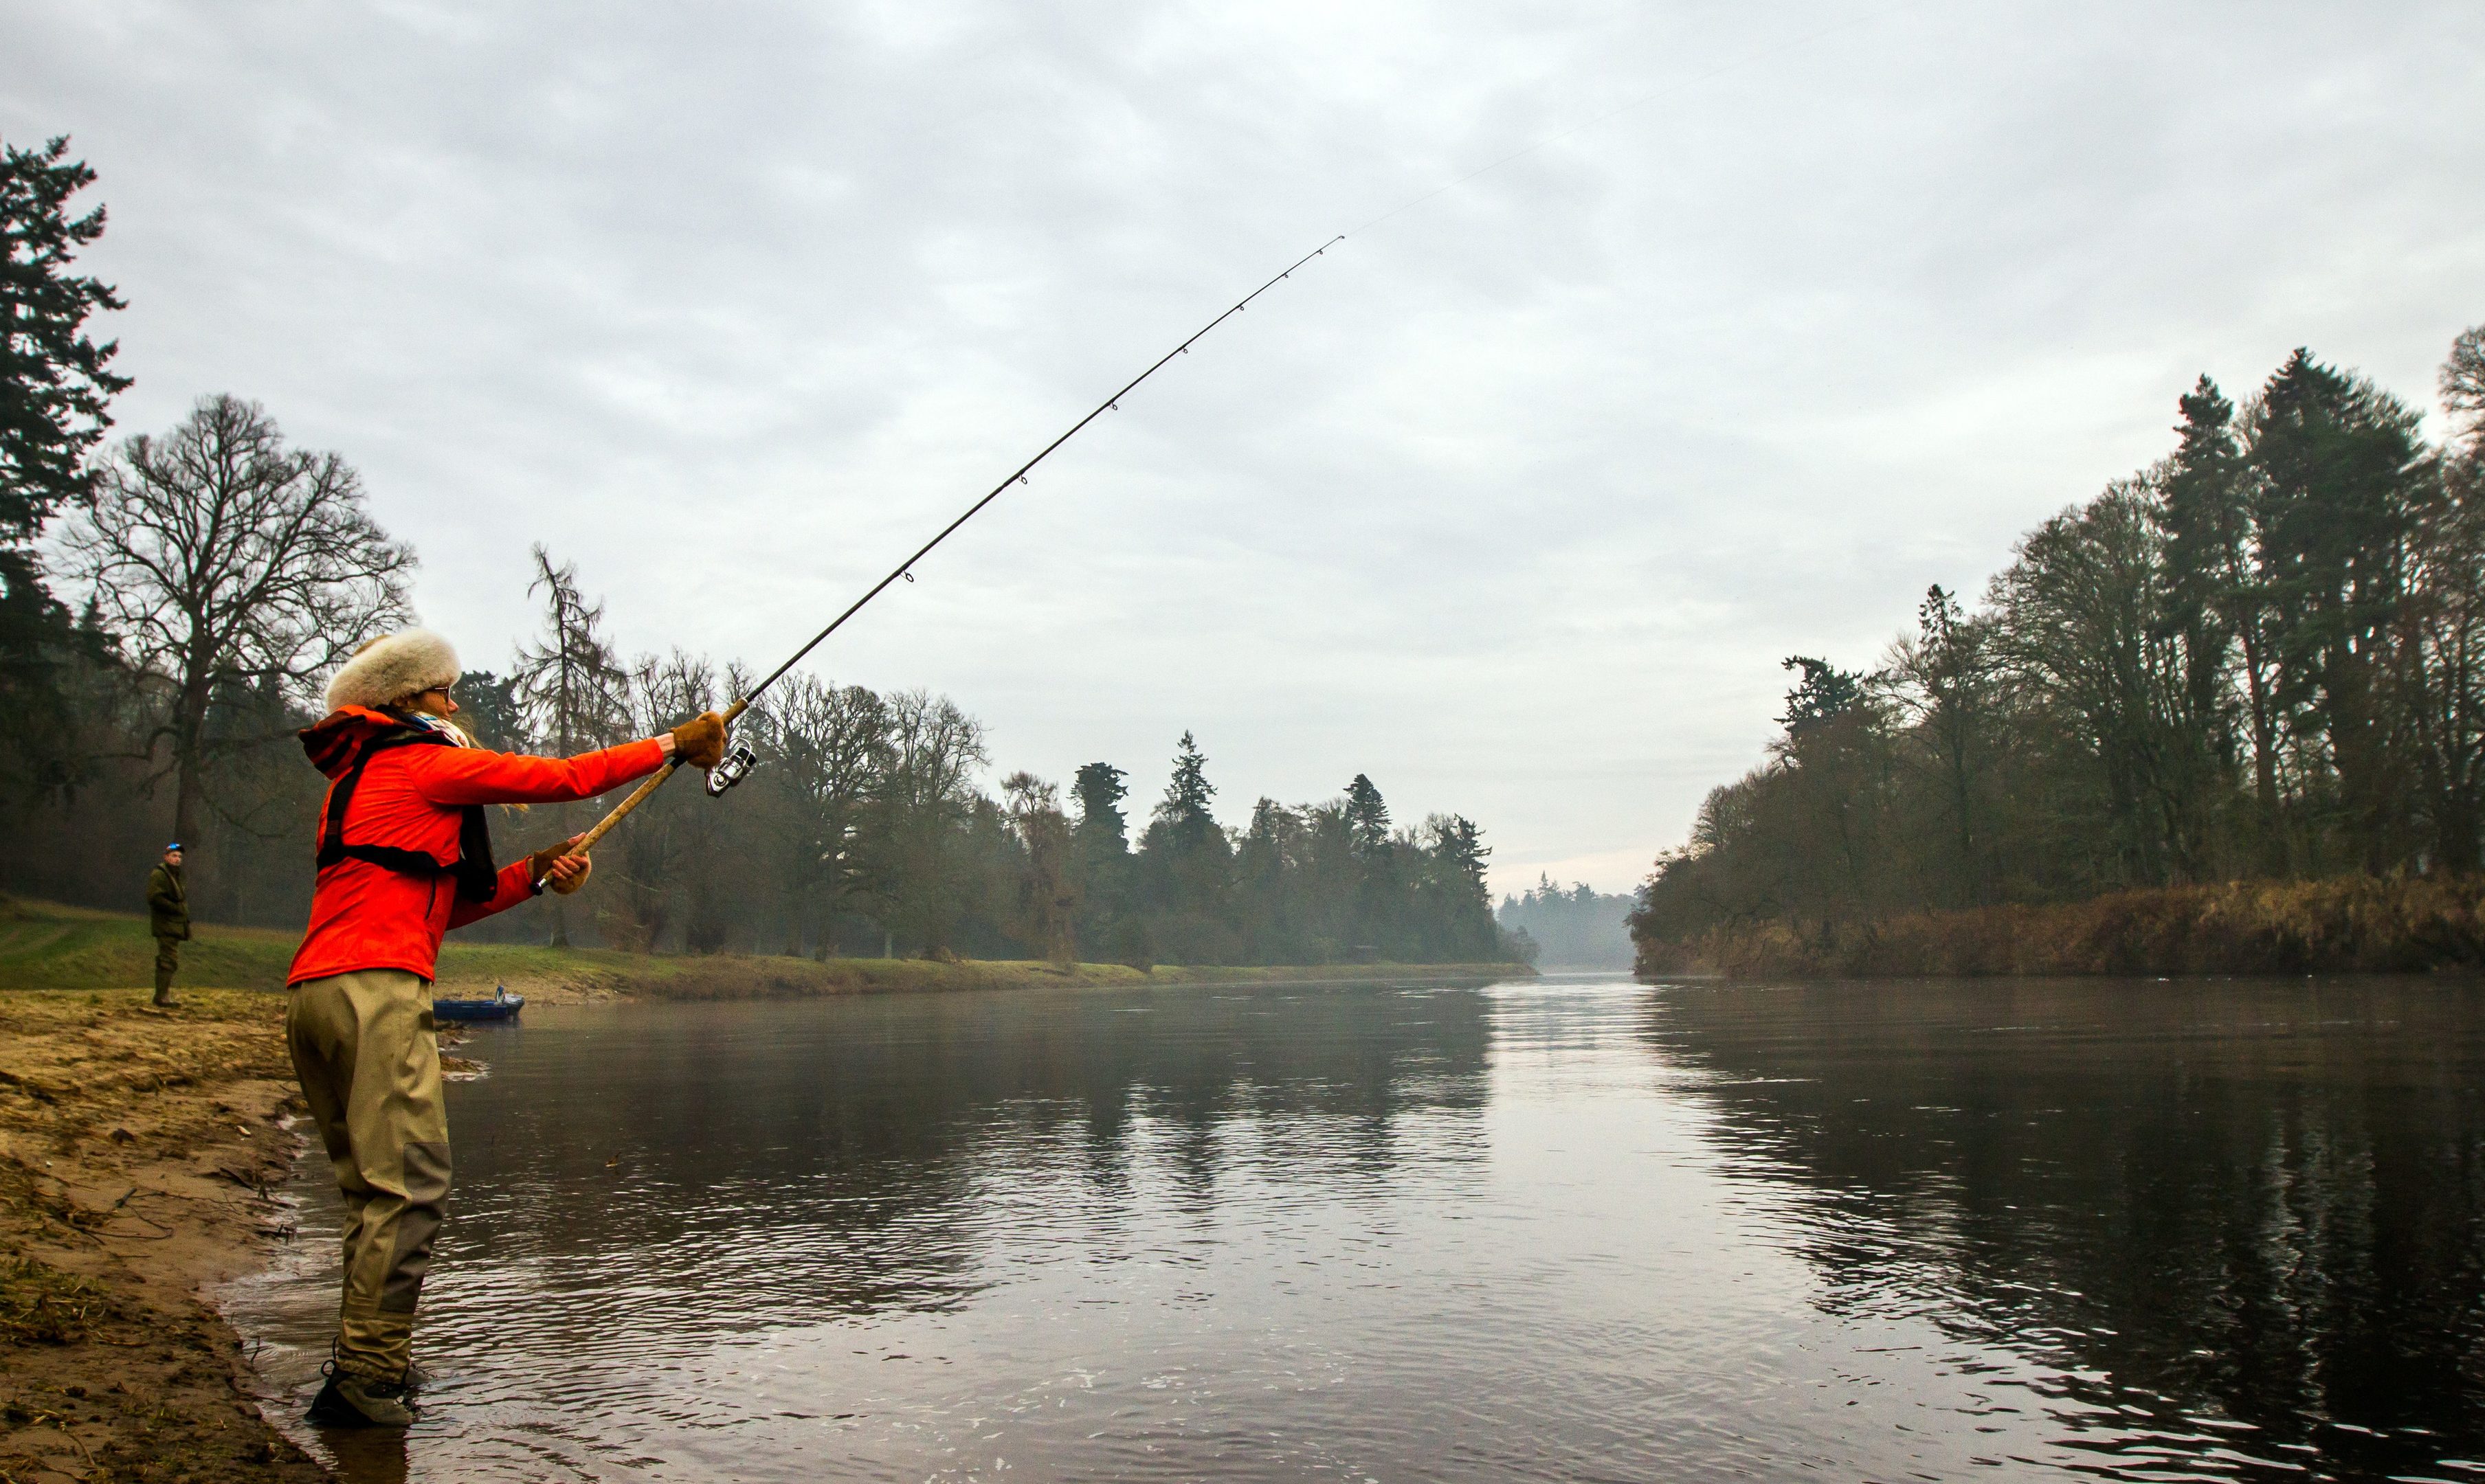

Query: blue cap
[[165, 842, 183, 851]]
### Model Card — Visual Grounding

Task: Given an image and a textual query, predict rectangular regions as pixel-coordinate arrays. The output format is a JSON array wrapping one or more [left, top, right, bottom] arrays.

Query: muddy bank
[[0, 987, 324, 1483], [1636, 875, 2485, 979]]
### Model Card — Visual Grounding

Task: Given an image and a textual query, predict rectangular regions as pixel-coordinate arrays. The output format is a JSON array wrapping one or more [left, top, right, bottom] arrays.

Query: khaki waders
[[285, 969, 451, 1382]]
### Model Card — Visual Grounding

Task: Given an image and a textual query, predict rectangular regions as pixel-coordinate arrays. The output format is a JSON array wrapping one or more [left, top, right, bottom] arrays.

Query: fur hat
[[324, 629, 460, 713]]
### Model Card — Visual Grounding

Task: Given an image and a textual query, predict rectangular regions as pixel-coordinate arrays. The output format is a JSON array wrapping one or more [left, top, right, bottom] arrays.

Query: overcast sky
[[8, 1, 2482, 894]]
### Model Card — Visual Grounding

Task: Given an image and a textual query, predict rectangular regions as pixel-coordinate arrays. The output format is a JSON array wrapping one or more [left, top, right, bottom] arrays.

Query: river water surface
[[223, 975, 2485, 1482]]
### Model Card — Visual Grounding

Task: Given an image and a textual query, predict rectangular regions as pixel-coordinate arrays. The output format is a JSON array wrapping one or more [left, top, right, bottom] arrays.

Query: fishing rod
[[567, 233, 1346, 858]]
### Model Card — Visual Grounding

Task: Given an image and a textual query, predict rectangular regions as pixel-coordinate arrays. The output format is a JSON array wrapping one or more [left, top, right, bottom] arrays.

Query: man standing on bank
[[289, 629, 725, 1428], [144, 843, 188, 1007]]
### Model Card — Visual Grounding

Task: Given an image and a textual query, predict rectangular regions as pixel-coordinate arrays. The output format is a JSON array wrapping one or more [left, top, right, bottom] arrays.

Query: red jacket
[[287, 707, 665, 986]]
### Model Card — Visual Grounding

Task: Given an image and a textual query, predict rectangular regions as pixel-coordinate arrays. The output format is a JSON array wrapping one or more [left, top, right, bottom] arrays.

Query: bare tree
[[1883, 584, 2001, 904], [61, 394, 412, 853], [1003, 770, 1078, 966], [871, 688, 988, 954], [607, 649, 724, 952], [756, 673, 891, 955], [2403, 323, 2485, 873], [2444, 323, 2485, 445], [511, 546, 629, 945]]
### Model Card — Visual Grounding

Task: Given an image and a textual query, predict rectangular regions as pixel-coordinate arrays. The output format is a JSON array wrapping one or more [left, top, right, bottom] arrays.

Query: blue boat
[[433, 985, 524, 1023]]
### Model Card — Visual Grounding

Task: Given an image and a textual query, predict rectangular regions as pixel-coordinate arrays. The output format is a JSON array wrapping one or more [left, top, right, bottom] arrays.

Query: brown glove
[[526, 835, 594, 895], [669, 711, 727, 770]]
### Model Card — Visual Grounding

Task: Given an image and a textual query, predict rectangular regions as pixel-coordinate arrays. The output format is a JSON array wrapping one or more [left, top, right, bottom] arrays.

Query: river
[[221, 974, 2485, 1483]]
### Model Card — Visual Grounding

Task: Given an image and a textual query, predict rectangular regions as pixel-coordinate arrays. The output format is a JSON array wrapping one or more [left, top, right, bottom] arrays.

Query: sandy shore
[[0, 988, 326, 1483]]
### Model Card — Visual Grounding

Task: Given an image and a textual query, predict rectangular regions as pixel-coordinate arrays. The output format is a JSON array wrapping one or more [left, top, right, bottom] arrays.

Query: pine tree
[[1342, 773, 1390, 854], [2246, 349, 2429, 871], [1, 136, 129, 794], [1073, 761, 1130, 856], [1157, 732, 1217, 846], [1138, 732, 1232, 956], [1418, 813, 1495, 960], [1341, 774, 1396, 955], [1778, 657, 1865, 737], [1071, 760, 1131, 940], [452, 669, 528, 752], [2154, 376, 2269, 869], [1, 136, 126, 543]]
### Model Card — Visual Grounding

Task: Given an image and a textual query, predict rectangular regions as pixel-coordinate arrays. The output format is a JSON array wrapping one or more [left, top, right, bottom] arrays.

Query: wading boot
[[308, 1364, 416, 1428]]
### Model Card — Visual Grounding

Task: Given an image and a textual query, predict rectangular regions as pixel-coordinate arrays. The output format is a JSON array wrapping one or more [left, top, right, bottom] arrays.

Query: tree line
[[0, 135, 1511, 967], [1494, 877, 1636, 967], [1634, 327, 2485, 955]]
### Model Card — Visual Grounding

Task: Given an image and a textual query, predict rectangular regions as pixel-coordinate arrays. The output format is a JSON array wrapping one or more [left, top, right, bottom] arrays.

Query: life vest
[[300, 708, 500, 903]]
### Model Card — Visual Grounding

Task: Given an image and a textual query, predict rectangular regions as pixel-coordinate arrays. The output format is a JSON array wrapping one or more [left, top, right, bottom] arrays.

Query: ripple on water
[[217, 976, 2485, 1482]]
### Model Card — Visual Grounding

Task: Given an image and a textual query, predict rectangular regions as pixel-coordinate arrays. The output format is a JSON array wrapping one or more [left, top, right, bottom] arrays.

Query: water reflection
[[458, 983, 1493, 1329], [1645, 976, 2485, 1481], [224, 975, 2485, 1483], [232, 981, 1500, 1479]]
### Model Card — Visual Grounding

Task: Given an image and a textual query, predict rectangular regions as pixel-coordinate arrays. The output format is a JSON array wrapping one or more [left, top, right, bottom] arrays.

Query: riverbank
[[0, 987, 324, 1483], [1635, 875, 2485, 978], [0, 896, 1529, 1004]]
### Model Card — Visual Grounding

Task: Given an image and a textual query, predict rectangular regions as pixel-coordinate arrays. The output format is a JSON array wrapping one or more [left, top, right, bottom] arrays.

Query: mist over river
[[224, 976, 2485, 1483]]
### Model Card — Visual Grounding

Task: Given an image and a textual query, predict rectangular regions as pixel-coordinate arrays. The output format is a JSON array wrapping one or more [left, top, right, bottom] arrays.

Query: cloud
[[9, 0, 2482, 891]]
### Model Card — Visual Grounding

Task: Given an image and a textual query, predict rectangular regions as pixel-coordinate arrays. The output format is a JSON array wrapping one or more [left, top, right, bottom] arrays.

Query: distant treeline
[[0, 137, 1513, 968], [1495, 877, 1636, 967], [4, 429, 1511, 967], [1634, 326, 2485, 972]]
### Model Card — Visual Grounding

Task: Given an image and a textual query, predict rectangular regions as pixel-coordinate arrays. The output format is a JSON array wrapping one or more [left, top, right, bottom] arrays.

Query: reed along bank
[[1633, 875, 2485, 979]]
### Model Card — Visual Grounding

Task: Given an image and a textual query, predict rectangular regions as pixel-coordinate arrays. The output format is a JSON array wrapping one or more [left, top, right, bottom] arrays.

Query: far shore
[[1634, 875, 2485, 980], [0, 896, 1534, 1006]]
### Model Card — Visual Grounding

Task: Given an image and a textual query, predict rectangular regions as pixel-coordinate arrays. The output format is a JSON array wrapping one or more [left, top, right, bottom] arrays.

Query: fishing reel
[[705, 739, 759, 798]]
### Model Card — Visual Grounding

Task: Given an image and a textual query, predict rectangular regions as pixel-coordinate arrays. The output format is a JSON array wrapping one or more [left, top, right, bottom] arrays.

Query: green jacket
[[146, 863, 190, 940]]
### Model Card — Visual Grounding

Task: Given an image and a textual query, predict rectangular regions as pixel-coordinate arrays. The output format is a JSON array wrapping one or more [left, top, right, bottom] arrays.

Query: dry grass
[[1641, 875, 2485, 979], [0, 1254, 112, 1347]]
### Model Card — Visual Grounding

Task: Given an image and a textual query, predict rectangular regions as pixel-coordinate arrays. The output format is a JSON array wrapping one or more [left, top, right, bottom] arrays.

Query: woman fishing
[[287, 627, 724, 1428]]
